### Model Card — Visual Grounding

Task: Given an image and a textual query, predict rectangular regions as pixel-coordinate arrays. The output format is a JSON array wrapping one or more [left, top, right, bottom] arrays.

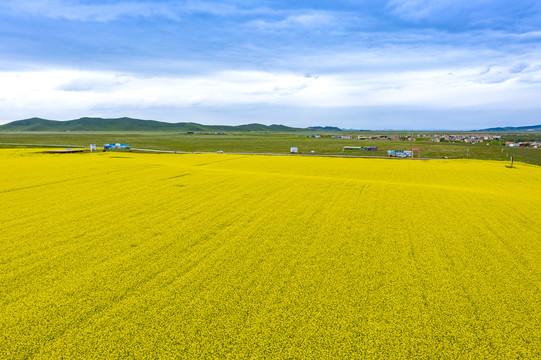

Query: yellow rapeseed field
[[1, 148, 540, 359]]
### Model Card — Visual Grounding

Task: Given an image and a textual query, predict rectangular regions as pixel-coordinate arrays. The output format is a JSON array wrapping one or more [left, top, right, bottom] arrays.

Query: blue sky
[[1, 0, 540, 129]]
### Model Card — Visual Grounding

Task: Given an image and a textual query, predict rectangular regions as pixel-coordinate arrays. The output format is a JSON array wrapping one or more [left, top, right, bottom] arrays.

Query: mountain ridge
[[1, 117, 540, 132], [477, 124, 541, 132], [0, 117, 308, 132]]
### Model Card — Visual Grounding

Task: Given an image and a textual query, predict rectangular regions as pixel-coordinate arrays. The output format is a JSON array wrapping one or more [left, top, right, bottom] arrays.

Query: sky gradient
[[1, 0, 540, 129]]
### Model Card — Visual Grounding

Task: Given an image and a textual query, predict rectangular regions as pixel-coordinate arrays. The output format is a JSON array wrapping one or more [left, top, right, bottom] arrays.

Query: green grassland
[[1, 131, 540, 165]]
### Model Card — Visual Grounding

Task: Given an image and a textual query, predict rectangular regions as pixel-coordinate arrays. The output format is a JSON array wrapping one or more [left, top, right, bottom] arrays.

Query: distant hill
[[0, 117, 309, 132], [477, 124, 541, 132], [308, 126, 343, 132]]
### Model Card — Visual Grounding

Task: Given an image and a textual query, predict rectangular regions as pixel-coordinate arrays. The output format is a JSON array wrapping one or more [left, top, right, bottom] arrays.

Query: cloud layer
[[1, 0, 540, 128]]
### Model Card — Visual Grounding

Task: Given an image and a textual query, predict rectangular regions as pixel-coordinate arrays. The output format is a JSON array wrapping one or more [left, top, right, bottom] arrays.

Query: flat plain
[[1, 148, 540, 358], [1, 131, 540, 165]]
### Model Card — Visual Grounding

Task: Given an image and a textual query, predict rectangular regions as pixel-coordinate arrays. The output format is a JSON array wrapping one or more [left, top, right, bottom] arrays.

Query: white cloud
[[249, 12, 336, 31], [8, 0, 177, 22], [6, 0, 276, 22], [1, 55, 540, 123], [497, 30, 541, 40], [386, 0, 447, 21], [0, 70, 320, 116], [57, 74, 131, 92], [1, 41, 540, 125]]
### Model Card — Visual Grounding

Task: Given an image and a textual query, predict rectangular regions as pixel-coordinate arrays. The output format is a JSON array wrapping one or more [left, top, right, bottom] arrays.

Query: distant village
[[299, 133, 541, 148], [185, 130, 540, 148]]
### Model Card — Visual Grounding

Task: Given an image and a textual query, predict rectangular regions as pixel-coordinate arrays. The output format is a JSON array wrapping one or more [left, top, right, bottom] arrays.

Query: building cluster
[[301, 133, 540, 149], [432, 134, 502, 143], [505, 141, 541, 148], [322, 133, 519, 144]]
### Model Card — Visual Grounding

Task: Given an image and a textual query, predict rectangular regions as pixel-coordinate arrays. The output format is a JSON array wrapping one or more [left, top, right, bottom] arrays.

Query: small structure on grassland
[[343, 146, 363, 154], [388, 150, 413, 158], [104, 143, 131, 151], [365, 146, 378, 151], [290, 147, 298, 153]]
